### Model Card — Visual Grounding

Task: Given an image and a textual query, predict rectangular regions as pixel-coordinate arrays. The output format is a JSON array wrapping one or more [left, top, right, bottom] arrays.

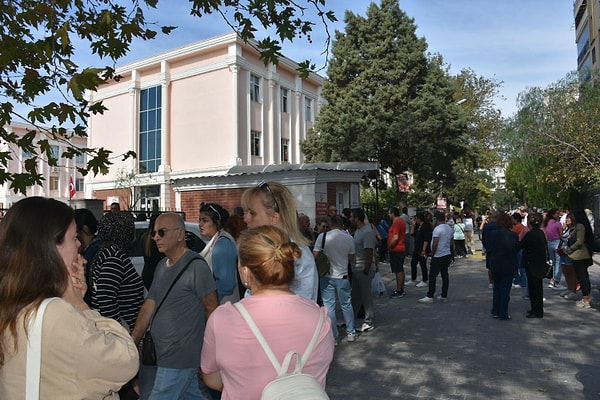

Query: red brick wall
[[181, 188, 247, 222]]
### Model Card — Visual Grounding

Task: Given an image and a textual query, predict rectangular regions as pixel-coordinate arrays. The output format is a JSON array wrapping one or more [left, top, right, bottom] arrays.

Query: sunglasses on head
[[258, 181, 280, 212], [151, 227, 180, 237]]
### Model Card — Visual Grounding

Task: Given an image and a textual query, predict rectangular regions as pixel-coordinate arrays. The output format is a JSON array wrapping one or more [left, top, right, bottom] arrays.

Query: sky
[[114, 0, 578, 118]]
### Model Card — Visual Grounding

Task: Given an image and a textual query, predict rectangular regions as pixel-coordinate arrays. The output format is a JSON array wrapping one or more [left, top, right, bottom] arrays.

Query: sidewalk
[[325, 253, 600, 399]]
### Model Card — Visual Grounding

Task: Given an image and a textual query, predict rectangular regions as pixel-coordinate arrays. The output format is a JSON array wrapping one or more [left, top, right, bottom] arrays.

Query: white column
[[159, 60, 171, 210], [229, 65, 242, 166], [128, 70, 139, 173]]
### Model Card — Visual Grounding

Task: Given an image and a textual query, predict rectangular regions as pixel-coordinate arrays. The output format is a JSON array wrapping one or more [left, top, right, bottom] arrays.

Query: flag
[[69, 177, 76, 199]]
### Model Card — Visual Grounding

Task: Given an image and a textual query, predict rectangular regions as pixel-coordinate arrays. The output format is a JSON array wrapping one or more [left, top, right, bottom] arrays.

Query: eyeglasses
[[151, 227, 181, 237], [258, 181, 280, 212]]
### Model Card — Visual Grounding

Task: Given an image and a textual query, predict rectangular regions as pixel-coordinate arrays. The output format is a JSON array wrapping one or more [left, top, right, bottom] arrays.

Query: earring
[[244, 282, 249, 287]]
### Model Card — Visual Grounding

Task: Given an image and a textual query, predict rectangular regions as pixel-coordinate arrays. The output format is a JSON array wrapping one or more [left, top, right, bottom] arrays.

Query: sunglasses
[[258, 181, 280, 212], [151, 227, 181, 237]]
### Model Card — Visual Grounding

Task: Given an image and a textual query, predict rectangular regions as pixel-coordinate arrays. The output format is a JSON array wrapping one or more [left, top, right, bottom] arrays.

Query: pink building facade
[[86, 32, 324, 212]]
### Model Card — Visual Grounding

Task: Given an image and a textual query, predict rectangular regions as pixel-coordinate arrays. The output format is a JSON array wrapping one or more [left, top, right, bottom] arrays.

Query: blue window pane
[[156, 86, 162, 106], [140, 90, 148, 110], [140, 112, 148, 131], [147, 110, 156, 130], [148, 87, 156, 109], [148, 132, 155, 158]]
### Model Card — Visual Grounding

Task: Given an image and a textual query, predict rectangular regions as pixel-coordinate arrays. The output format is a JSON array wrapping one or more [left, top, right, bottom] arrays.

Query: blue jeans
[[547, 239, 562, 282], [321, 276, 355, 338], [512, 250, 528, 287], [149, 366, 208, 400]]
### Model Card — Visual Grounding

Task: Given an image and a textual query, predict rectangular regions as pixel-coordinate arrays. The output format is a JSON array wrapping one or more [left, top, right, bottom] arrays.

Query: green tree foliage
[[1, 0, 335, 193], [504, 71, 596, 207], [301, 0, 469, 188]]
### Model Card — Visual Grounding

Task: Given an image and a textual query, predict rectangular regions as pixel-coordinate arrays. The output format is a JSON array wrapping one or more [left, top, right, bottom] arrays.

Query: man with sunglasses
[[132, 213, 219, 400]]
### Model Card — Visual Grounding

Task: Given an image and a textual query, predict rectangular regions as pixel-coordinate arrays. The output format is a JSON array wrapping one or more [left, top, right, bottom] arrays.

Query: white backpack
[[234, 302, 330, 400]]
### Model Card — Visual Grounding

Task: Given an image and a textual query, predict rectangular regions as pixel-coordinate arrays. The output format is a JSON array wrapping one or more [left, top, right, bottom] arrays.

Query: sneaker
[[418, 296, 434, 304], [390, 290, 405, 299], [512, 283, 520, 288], [416, 281, 428, 288], [488, 283, 494, 289], [347, 332, 357, 342], [435, 295, 447, 303], [576, 300, 592, 309], [360, 322, 374, 332], [551, 283, 566, 290], [564, 291, 578, 301], [405, 279, 414, 286], [559, 289, 570, 297]]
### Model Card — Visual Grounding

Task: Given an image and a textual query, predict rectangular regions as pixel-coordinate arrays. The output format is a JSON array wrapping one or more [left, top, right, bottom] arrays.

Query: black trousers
[[526, 270, 544, 316], [410, 254, 428, 282]]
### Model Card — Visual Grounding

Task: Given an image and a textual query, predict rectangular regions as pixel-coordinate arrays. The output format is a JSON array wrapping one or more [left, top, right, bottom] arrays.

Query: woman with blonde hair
[[201, 225, 334, 399], [0, 197, 138, 398], [241, 181, 318, 301]]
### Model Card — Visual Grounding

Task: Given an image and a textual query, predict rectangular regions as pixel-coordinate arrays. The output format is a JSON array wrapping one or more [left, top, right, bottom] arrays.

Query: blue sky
[[110, 1, 577, 117]]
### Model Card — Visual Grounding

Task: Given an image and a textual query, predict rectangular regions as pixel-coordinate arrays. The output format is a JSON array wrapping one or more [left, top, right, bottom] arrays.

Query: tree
[[0, 0, 335, 193], [503, 71, 598, 207], [301, 0, 469, 206]]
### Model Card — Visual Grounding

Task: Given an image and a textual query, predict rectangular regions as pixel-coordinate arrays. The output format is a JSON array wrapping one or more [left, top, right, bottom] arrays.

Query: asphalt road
[[326, 251, 600, 400]]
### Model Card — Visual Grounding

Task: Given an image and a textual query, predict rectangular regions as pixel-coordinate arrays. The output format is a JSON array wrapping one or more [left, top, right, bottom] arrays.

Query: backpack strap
[[234, 302, 325, 375]]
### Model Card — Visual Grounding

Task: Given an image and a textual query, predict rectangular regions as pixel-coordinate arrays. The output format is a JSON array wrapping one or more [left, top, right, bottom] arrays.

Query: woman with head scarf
[[89, 211, 145, 331]]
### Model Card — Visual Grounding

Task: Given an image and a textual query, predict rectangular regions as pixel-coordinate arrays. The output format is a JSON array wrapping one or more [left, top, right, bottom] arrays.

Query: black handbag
[[141, 331, 157, 365], [142, 256, 200, 366]]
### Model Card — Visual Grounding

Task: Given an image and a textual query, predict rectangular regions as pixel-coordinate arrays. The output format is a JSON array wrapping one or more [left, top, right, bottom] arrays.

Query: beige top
[[0, 298, 139, 399]]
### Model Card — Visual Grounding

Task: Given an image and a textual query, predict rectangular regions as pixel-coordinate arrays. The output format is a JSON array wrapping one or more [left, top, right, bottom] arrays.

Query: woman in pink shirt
[[201, 225, 334, 399], [542, 208, 565, 289]]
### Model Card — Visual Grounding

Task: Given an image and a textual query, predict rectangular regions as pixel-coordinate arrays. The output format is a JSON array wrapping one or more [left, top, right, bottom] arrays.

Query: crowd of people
[[0, 189, 597, 399]]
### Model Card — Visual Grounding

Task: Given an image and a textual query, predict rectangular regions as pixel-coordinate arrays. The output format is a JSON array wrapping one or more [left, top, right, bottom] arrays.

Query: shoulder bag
[[26, 297, 59, 400], [315, 233, 331, 277], [142, 256, 200, 365]]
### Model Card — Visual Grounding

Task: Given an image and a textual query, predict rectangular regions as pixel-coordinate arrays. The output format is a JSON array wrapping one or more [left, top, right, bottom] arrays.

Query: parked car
[[128, 220, 207, 276]]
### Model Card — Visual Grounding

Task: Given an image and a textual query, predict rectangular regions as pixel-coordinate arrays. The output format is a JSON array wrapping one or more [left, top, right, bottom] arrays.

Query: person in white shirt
[[419, 211, 454, 304], [313, 215, 356, 344]]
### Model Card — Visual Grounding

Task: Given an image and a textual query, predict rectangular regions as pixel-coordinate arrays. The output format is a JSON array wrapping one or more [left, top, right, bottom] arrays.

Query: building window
[[281, 88, 289, 113], [76, 151, 86, 165], [251, 130, 261, 156], [22, 149, 34, 159], [250, 74, 260, 102], [139, 86, 162, 173], [49, 175, 59, 191], [305, 98, 313, 121], [281, 139, 289, 162], [75, 178, 84, 192], [50, 145, 60, 160]]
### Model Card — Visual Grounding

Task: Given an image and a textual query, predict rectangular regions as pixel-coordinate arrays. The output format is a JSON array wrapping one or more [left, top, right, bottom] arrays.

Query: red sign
[[437, 196, 447, 209], [69, 177, 76, 199], [315, 202, 328, 216], [396, 173, 410, 193]]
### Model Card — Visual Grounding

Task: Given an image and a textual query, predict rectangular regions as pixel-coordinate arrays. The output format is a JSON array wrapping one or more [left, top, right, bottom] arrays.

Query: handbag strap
[[150, 256, 200, 328], [321, 231, 327, 249], [234, 302, 325, 375], [26, 297, 59, 400]]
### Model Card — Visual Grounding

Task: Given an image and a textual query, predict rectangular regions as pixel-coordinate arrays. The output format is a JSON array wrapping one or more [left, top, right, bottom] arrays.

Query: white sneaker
[[347, 332, 357, 342], [416, 281, 428, 288], [419, 296, 434, 304], [360, 322, 374, 332], [405, 279, 414, 286]]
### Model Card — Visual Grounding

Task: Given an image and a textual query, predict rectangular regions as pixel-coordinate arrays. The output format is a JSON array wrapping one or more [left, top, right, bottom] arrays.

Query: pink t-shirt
[[201, 295, 335, 400]]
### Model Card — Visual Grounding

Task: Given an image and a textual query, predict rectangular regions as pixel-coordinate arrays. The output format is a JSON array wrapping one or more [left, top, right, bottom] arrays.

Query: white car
[[128, 220, 208, 277]]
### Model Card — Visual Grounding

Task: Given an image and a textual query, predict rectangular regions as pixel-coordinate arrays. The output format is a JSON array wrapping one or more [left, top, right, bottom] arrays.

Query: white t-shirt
[[432, 223, 454, 258], [463, 217, 474, 231], [314, 229, 355, 279]]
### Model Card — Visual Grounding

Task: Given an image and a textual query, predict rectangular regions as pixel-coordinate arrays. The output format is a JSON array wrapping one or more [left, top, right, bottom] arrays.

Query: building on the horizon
[[0, 122, 86, 208], [85, 32, 332, 215], [574, 0, 600, 81]]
